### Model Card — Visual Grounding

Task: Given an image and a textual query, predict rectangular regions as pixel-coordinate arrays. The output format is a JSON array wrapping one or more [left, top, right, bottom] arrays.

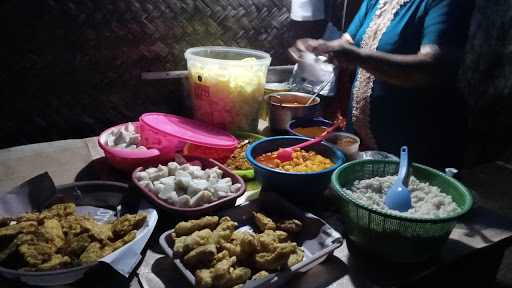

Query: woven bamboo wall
[[0, 0, 307, 148]]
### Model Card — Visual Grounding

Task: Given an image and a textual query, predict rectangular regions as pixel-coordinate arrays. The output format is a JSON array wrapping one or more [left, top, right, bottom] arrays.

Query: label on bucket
[[192, 83, 213, 124]]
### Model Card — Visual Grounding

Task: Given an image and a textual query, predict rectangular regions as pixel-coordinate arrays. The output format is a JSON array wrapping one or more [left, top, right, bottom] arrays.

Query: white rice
[[342, 176, 461, 218]]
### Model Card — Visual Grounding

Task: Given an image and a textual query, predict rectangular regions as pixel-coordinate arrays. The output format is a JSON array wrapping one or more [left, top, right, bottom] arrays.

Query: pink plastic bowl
[[98, 122, 170, 172]]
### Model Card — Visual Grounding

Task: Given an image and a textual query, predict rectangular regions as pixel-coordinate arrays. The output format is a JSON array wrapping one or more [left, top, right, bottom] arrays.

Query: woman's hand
[[288, 34, 361, 69], [288, 38, 332, 61]]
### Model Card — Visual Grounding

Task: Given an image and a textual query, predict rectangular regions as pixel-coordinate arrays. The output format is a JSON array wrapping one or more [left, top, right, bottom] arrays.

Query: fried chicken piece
[[59, 233, 91, 257], [252, 270, 270, 279], [255, 230, 288, 252], [277, 219, 303, 234], [184, 244, 217, 269], [174, 216, 219, 238], [111, 213, 146, 238], [212, 217, 237, 245], [79, 242, 109, 264], [15, 213, 42, 223], [173, 229, 213, 257], [41, 219, 65, 248], [0, 221, 38, 238], [36, 254, 71, 271], [255, 243, 297, 270], [287, 246, 304, 268], [253, 212, 276, 232]]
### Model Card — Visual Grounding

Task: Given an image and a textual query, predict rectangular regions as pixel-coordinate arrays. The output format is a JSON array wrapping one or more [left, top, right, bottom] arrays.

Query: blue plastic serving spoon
[[384, 146, 412, 212]]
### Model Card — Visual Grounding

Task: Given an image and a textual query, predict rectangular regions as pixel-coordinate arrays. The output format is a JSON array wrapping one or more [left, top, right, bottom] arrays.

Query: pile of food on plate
[[134, 162, 242, 208], [0, 203, 146, 271], [170, 213, 304, 288], [343, 175, 461, 218], [224, 139, 255, 171], [256, 148, 334, 172]]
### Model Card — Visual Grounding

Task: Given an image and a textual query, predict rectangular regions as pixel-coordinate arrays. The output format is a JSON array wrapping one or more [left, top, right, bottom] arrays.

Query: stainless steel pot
[[266, 92, 321, 132]]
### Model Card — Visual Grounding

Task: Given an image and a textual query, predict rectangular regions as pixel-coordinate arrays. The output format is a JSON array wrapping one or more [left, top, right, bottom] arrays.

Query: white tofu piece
[[186, 179, 209, 197], [146, 166, 167, 181], [106, 134, 116, 147], [159, 176, 176, 189], [167, 162, 180, 176], [156, 164, 169, 177], [206, 167, 223, 179], [178, 164, 192, 172], [189, 168, 208, 180], [230, 183, 242, 194], [138, 180, 154, 192], [160, 191, 179, 204], [190, 191, 214, 207], [176, 195, 192, 208], [134, 171, 150, 181], [175, 170, 192, 191], [218, 178, 232, 186], [127, 134, 141, 145]]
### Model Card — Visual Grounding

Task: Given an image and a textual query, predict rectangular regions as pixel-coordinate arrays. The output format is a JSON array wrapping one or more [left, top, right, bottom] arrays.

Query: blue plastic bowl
[[246, 136, 345, 201], [287, 118, 341, 138]]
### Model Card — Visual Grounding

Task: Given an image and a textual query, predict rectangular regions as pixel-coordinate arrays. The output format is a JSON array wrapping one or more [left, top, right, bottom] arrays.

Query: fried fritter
[[212, 217, 237, 246], [0, 221, 38, 238], [255, 230, 288, 252], [255, 243, 297, 270], [41, 219, 65, 248], [37, 254, 71, 271], [277, 219, 303, 234], [253, 212, 276, 232], [218, 267, 251, 288], [195, 256, 237, 288], [19, 242, 56, 266], [184, 244, 217, 269], [222, 231, 257, 262], [173, 229, 213, 257], [212, 250, 230, 265], [40, 203, 76, 219], [287, 246, 304, 268], [59, 233, 91, 257], [79, 218, 113, 242], [252, 270, 270, 279], [79, 242, 108, 264], [174, 216, 219, 238], [111, 213, 146, 238], [0, 203, 145, 271]]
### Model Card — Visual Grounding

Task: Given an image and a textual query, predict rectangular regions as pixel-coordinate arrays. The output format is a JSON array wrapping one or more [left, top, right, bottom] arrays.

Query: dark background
[[0, 0, 511, 167]]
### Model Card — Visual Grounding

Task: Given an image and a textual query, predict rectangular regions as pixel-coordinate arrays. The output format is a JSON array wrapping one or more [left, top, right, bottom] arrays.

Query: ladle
[[275, 116, 346, 162], [384, 146, 412, 212]]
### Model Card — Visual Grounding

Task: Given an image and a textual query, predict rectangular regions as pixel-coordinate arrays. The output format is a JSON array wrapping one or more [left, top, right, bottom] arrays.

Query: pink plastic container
[[98, 122, 167, 172], [139, 112, 238, 159]]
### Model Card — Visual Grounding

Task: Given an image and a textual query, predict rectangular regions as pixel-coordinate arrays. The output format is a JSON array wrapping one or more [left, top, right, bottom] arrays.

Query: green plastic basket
[[331, 160, 473, 262]]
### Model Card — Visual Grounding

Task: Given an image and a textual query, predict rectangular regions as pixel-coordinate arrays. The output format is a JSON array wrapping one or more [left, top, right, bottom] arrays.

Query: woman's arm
[[332, 39, 458, 87]]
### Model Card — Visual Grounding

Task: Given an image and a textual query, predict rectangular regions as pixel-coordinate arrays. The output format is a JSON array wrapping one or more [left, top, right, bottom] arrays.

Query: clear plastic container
[[185, 47, 271, 132]]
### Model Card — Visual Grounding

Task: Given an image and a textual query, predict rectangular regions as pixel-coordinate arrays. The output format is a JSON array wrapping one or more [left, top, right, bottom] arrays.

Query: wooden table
[[1, 137, 512, 288]]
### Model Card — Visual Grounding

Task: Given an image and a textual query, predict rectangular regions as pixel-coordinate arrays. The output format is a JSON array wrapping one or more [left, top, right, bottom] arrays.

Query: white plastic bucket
[[185, 46, 271, 132]]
